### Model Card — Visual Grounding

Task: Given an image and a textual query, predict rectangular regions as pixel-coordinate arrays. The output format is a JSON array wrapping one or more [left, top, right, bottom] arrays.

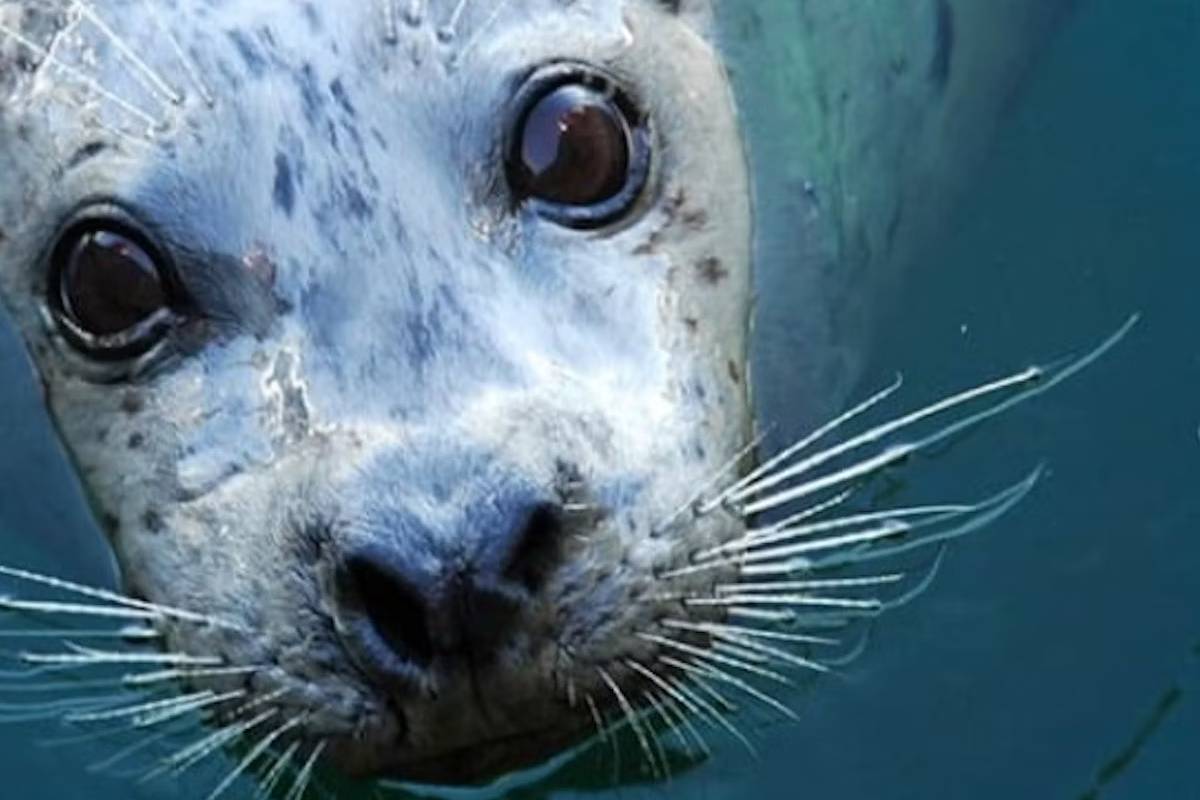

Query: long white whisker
[[739, 317, 1137, 517], [658, 429, 770, 533], [661, 619, 840, 647], [642, 689, 691, 760], [256, 740, 302, 799], [0, 22, 161, 129], [664, 675, 756, 756], [0, 626, 160, 640], [598, 667, 661, 781], [72, 0, 184, 104], [0, 564, 246, 631], [718, 574, 905, 594], [66, 689, 215, 723], [132, 689, 246, 729], [638, 632, 791, 685], [122, 664, 263, 687], [204, 715, 307, 800], [140, 0, 215, 105], [146, 707, 277, 779], [662, 654, 797, 720], [282, 740, 327, 800], [707, 375, 904, 511], [707, 505, 972, 561], [21, 645, 222, 668], [687, 594, 883, 612], [85, 726, 179, 774]]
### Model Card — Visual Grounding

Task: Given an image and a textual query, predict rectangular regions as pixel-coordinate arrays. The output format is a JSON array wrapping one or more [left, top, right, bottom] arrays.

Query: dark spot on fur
[[681, 208, 708, 229], [727, 360, 742, 385], [121, 392, 145, 415], [296, 63, 325, 127], [127, 432, 145, 450], [330, 78, 357, 118], [143, 509, 164, 534], [101, 513, 119, 535], [227, 30, 267, 77], [683, 317, 699, 332], [65, 141, 106, 170], [274, 153, 296, 216], [930, 0, 954, 90], [696, 256, 728, 285]]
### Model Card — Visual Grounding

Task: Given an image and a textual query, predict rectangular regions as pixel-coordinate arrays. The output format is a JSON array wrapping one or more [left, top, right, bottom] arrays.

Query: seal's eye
[[507, 66, 651, 229], [49, 222, 178, 360]]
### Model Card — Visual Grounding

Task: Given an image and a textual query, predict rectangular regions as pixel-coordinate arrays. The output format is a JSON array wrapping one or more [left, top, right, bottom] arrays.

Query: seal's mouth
[[0, 317, 1134, 795]]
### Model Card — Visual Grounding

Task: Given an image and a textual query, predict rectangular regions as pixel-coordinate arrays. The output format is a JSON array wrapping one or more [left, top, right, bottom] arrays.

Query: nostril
[[503, 502, 565, 593], [345, 554, 434, 669]]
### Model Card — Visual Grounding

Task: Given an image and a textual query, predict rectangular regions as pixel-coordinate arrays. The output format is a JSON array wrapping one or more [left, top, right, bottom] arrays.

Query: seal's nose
[[336, 498, 566, 682]]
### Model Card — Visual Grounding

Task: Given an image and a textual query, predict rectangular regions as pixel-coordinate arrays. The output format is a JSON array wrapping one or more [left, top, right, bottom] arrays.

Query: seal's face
[[0, 0, 751, 783]]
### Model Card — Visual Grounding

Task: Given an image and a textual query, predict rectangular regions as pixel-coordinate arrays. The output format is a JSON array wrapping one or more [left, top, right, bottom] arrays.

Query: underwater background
[[1, 0, 1197, 797]]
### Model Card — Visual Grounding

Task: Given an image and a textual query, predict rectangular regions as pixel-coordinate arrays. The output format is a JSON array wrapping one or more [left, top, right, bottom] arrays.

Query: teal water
[[2, 0, 1197, 797]]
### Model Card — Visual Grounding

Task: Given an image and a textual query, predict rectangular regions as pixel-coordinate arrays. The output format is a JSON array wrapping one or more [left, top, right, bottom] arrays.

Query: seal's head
[[0, 0, 753, 783]]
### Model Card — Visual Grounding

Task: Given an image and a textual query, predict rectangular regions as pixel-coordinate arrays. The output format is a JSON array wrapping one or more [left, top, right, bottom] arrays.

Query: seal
[[0, 0, 1122, 795]]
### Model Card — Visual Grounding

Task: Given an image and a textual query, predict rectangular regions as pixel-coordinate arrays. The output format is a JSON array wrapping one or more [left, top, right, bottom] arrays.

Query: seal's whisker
[[638, 632, 790, 686], [707, 376, 905, 512], [438, 0, 472, 41], [256, 739, 302, 799], [124, 664, 265, 687], [735, 488, 857, 542], [642, 689, 692, 760], [0, 597, 172, 622], [224, 687, 291, 723], [0, 21, 161, 130], [583, 691, 610, 745], [712, 505, 974, 561], [638, 691, 673, 782], [657, 429, 770, 533], [65, 688, 218, 724], [664, 674, 756, 757], [728, 316, 1139, 518], [139, 0, 215, 106], [404, 0, 425, 26], [625, 660, 713, 741], [655, 689, 711, 758], [702, 628, 831, 674], [70, 0, 184, 105], [712, 640, 770, 665], [143, 706, 278, 781], [282, 740, 327, 800], [131, 689, 247, 729], [382, 0, 400, 43], [0, 563, 247, 631], [20, 645, 223, 669], [718, 574, 906, 594], [598, 666, 662, 781], [687, 594, 884, 613], [662, 619, 841, 647], [85, 726, 179, 774], [669, 470, 1038, 583], [452, 0, 513, 64], [0, 693, 131, 722], [661, 654, 797, 721], [203, 714, 307, 800], [0, 676, 137, 694], [0, 625, 160, 640], [796, 469, 1039, 572]]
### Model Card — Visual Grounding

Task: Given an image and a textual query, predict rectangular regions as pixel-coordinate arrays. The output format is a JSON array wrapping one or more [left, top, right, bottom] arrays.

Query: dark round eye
[[49, 222, 178, 360], [507, 67, 651, 229]]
